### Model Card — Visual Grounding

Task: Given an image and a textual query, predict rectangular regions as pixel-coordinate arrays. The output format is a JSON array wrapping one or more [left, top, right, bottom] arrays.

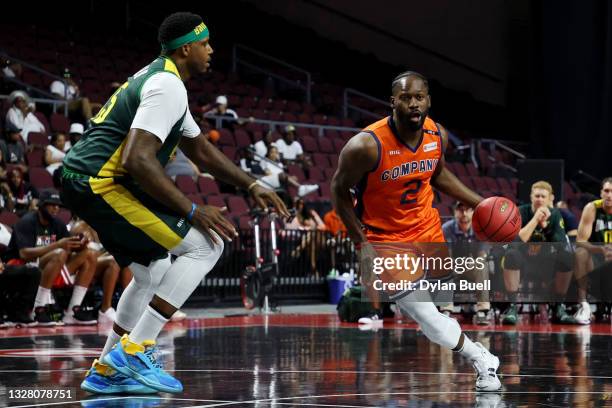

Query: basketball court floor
[[1, 307, 612, 407]]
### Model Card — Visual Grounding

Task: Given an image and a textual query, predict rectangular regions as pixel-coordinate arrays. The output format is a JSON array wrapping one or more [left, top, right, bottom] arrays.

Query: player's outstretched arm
[[430, 124, 482, 208], [331, 132, 378, 245], [180, 134, 289, 217]]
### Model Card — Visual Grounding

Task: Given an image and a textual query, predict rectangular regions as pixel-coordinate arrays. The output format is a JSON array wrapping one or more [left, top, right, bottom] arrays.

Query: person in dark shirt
[[441, 201, 491, 325], [500, 181, 576, 324], [8, 190, 98, 325], [556, 200, 579, 239]]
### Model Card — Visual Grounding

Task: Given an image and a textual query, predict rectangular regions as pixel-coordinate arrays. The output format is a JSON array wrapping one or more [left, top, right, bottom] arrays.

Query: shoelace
[[143, 346, 163, 369]]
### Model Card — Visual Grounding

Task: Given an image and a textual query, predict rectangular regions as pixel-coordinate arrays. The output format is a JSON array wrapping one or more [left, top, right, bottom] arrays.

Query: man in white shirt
[[275, 124, 312, 168], [5, 91, 46, 144], [50, 69, 96, 122], [253, 131, 278, 162]]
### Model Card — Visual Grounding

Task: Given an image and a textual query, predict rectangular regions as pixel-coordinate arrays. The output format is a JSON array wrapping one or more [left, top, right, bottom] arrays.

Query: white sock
[[66, 285, 88, 315], [458, 335, 481, 360], [34, 286, 51, 308], [100, 329, 122, 360], [129, 306, 169, 344]]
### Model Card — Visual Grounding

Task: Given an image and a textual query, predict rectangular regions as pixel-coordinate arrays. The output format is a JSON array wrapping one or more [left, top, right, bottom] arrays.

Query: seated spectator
[[202, 95, 238, 128], [5, 91, 46, 144], [276, 124, 311, 168], [50, 68, 97, 122], [4, 124, 28, 175], [165, 149, 200, 181], [253, 131, 278, 161], [7, 191, 97, 325], [555, 200, 578, 238], [239, 148, 265, 177], [257, 146, 319, 198], [323, 208, 347, 236], [2, 59, 22, 79], [70, 219, 121, 324], [7, 168, 37, 215], [286, 198, 325, 276], [64, 123, 84, 151], [45, 133, 67, 175]]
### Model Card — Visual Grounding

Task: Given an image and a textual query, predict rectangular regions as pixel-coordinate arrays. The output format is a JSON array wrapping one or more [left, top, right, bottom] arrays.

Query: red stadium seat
[[27, 132, 49, 147], [198, 177, 220, 195], [175, 175, 198, 195], [300, 136, 318, 153], [318, 137, 334, 154], [50, 113, 70, 133], [26, 149, 45, 167], [227, 196, 249, 215], [287, 164, 306, 183], [312, 153, 330, 168], [206, 195, 226, 208], [307, 167, 324, 183], [29, 168, 54, 189], [0, 211, 19, 227]]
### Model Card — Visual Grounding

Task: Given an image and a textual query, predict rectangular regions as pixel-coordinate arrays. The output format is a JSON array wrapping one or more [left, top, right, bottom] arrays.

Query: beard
[[397, 111, 426, 131], [39, 206, 54, 223]]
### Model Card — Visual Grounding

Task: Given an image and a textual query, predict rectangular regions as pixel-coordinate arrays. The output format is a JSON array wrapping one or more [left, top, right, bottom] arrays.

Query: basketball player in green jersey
[[64, 12, 289, 394], [573, 177, 612, 324]]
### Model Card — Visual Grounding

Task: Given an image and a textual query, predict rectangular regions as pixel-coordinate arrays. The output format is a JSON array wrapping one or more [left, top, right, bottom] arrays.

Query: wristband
[[247, 181, 259, 191], [186, 203, 197, 222]]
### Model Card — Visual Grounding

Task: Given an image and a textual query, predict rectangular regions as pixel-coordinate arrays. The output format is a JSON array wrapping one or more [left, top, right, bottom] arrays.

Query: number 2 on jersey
[[400, 180, 422, 205], [91, 82, 129, 124]]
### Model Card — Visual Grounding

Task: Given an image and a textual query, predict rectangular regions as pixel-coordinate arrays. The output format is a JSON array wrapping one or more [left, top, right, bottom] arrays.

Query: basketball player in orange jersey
[[332, 71, 501, 392]]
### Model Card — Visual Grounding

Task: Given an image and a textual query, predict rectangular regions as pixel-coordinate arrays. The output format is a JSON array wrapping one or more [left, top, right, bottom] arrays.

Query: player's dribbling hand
[[248, 184, 291, 219], [357, 242, 378, 287], [192, 205, 237, 244]]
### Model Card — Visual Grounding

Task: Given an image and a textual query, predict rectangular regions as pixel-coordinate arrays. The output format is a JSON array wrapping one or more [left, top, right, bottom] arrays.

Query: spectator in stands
[[555, 200, 578, 239], [45, 133, 67, 176], [440, 201, 492, 325], [50, 68, 94, 122], [253, 131, 278, 161], [0, 253, 41, 327], [276, 124, 312, 168], [500, 181, 576, 325], [7, 168, 38, 216], [5, 91, 46, 144], [2, 59, 22, 79], [323, 208, 347, 236], [64, 123, 84, 151], [70, 219, 121, 324], [258, 146, 318, 198], [286, 198, 325, 276], [202, 95, 238, 121], [7, 191, 98, 325], [5, 123, 28, 174], [239, 148, 265, 177], [165, 149, 200, 181]]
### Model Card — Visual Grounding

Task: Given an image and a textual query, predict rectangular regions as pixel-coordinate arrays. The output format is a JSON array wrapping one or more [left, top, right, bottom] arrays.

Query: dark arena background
[[1, 1, 612, 407]]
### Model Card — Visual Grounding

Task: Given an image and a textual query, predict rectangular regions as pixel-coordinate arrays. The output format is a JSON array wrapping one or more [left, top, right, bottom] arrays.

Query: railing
[[477, 138, 528, 173], [0, 51, 71, 115], [193, 229, 356, 303], [0, 95, 68, 116], [206, 115, 361, 137], [343, 87, 388, 120], [232, 44, 313, 104]]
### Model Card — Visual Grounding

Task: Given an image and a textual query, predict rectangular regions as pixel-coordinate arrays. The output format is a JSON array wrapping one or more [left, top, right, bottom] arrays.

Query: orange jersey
[[356, 116, 444, 243]]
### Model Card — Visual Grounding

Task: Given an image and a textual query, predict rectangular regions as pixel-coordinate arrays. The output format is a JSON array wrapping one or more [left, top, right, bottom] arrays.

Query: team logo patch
[[423, 142, 438, 152], [500, 202, 508, 213]]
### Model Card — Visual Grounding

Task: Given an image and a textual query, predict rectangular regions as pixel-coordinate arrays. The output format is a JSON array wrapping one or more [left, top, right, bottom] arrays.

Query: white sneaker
[[573, 302, 591, 325], [471, 342, 502, 392], [171, 310, 187, 322], [98, 308, 116, 325], [297, 184, 319, 197], [358, 312, 383, 326]]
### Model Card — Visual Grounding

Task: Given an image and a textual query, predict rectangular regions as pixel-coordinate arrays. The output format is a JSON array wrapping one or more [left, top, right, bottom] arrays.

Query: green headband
[[161, 22, 209, 51]]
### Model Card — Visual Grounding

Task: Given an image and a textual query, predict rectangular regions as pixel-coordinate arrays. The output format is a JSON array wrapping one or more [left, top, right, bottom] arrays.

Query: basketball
[[472, 196, 521, 242], [208, 129, 220, 143]]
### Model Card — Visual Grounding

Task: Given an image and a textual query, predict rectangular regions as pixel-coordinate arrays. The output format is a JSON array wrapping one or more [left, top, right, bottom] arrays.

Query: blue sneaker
[[102, 334, 183, 394], [81, 359, 158, 394]]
